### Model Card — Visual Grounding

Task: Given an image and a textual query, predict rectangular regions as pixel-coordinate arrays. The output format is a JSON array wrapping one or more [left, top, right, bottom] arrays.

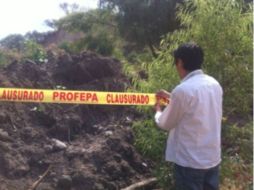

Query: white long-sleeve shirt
[[155, 70, 223, 169]]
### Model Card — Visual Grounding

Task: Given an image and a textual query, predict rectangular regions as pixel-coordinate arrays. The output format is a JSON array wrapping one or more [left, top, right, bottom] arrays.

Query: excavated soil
[[0, 51, 153, 190]]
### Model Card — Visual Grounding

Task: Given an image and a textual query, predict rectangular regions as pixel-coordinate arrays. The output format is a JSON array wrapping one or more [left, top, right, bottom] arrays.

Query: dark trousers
[[173, 164, 219, 190]]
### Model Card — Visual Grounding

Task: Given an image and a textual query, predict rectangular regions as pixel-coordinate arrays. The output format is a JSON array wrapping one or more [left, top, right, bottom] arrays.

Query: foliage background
[[128, 0, 253, 189], [0, 0, 252, 189]]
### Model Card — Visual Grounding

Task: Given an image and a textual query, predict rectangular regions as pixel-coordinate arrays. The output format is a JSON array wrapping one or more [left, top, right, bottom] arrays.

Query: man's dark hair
[[173, 42, 204, 71]]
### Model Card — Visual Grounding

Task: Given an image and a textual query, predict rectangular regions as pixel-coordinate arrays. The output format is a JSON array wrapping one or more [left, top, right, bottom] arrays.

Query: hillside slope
[[0, 51, 153, 190]]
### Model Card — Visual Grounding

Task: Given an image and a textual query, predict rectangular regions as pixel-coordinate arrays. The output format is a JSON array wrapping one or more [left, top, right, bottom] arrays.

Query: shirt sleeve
[[155, 111, 162, 124], [154, 88, 185, 131]]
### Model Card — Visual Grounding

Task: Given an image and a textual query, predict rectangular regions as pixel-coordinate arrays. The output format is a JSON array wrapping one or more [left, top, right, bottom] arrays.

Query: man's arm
[[154, 88, 185, 131]]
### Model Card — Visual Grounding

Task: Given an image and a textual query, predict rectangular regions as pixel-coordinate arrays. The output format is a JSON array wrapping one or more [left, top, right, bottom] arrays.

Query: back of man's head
[[173, 42, 204, 71]]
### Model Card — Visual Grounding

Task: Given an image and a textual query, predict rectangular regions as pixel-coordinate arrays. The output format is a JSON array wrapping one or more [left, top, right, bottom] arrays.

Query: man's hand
[[156, 89, 170, 99], [154, 103, 162, 112], [156, 89, 170, 105], [154, 89, 170, 112]]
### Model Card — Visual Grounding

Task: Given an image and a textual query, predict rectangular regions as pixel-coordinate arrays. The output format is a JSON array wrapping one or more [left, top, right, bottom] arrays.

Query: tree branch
[[121, 177, 157, 190]]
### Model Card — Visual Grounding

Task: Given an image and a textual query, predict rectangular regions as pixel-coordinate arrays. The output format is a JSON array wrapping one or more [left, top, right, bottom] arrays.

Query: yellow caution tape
[[0, 88, 166, 106]]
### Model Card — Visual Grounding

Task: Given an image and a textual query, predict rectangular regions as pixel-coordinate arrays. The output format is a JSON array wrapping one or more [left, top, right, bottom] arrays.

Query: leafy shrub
[[222, 122, 253, 161], [58, 41, 78, 54], [129, 0, 253, 189], [24, 40, 47, 63], [83, 33, 114, 56], [0, 48, 22, 66], [58, 33, 114, 56], [135, 0, 252, 115], [153, 161, 175, 189], [221, 122, 253, 190], [0, 34, 25, 51], [56, 9, 119, 56], [132, 119, 175, 189], [132, 118, 167, 161]]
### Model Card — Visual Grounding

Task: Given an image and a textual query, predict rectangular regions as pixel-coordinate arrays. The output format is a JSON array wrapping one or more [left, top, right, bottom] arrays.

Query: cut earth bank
[[0, 51, 155, 190]]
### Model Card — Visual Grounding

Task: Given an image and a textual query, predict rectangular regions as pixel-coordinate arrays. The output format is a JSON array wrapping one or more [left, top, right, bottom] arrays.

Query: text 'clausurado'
[[0, 88, 158, 106]]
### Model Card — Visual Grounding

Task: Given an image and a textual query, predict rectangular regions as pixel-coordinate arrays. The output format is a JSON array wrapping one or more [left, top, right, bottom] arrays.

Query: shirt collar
[[181, 69, 204, 83]]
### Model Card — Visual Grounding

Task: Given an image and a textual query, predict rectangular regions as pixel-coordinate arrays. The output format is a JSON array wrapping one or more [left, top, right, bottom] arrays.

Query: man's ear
[[178, 59, 184, 70]]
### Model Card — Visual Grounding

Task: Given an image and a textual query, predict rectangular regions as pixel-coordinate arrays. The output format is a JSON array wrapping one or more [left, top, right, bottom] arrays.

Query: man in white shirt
[[155, 43, 223, 190]]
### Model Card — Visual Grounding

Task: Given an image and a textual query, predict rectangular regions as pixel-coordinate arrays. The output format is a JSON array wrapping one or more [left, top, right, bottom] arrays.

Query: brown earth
[[0, 51, 154, 190]]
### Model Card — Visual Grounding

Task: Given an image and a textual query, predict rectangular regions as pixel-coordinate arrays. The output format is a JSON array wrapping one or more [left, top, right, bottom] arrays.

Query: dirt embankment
[[0, 51, 153, 190]]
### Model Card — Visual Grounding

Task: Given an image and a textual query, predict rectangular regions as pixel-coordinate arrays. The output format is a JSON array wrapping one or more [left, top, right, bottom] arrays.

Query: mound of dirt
[[0, 51, 153, 190]]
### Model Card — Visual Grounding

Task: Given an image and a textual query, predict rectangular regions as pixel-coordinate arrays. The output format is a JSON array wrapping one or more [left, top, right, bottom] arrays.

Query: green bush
[[56, 9, 120, 56], [153, 161, 175, 189], [221, 122, 253, 189], [83, 33, 114, 56], [132, 119, 175, 189], [58, 41, 81, 54], [0, 49, 22, 66], [136, 0, 252, 115], [24, 40, 47, 63], [58, 33, 114, 56], [0, 34, 25, 51], [132, 118, 167, 161], [222, 122, 253, 162], [129, 0, 253, 189]]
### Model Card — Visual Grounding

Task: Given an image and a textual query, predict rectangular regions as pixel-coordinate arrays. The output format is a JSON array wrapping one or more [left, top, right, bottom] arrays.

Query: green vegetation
[[0, 34, 25, 51], [129, 0, 253, 189], [135, 0, 252, 115], [56, 9, 120, 56], [0, 33, 48, 64], [0, 48, 22, 66], [220, 122, 253, 189], [99, 0, 182, 57], [0, 0, 252, 189], [23, 40, 47, 63]]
